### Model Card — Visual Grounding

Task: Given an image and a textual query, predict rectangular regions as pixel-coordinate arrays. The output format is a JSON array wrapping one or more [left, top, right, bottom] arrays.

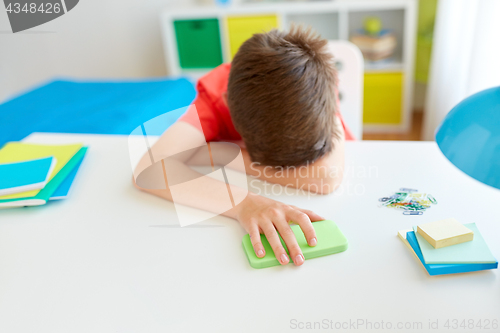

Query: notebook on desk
[[404, 230, 498, 275], [0, 143, 87, 207], [0, 157, 56, 196], [413, 223, 496, 264], [49, 156, 85, 200]]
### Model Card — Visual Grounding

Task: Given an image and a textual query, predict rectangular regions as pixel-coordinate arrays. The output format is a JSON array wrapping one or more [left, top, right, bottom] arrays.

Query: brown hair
[[227, 26, 339, 167]]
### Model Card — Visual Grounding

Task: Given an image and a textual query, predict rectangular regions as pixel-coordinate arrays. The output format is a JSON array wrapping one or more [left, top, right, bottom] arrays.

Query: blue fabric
[[0, 78, 197, 146]]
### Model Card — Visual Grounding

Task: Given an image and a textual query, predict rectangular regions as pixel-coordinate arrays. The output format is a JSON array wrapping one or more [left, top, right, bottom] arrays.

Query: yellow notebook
[[0, 142, 82, 199]]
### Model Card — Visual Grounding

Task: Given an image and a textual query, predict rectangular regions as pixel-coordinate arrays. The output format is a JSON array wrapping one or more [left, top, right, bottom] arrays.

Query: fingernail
[[309, 237, 317, 246], [280, 253, 289, 264], [295, 254, 304, 265], [257, 249, 264, 257]]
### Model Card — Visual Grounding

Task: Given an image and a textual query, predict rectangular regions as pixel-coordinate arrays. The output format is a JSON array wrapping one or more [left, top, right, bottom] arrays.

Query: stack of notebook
[[398, 221, 498, 276], [0, 142, 87, 208]]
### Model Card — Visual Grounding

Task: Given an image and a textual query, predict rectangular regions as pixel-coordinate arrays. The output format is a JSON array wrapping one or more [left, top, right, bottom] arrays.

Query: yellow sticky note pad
[[417, 218, 474, 249]]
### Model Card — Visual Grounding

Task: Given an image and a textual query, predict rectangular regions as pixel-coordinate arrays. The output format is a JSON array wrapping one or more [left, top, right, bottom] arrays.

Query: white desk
[[0, 133, 499, 333]]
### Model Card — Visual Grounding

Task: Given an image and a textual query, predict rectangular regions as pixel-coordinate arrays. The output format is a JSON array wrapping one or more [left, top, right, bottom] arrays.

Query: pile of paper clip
[[379, 188, 437, 215]]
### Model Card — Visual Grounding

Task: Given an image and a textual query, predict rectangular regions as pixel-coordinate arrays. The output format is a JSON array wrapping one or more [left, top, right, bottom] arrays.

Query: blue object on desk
[[435, 86, 500, 190], [49, 152, 85, 200], [0, 157, 55, 196], [406, 231, 498, 276], [0, 78, 196, 146]]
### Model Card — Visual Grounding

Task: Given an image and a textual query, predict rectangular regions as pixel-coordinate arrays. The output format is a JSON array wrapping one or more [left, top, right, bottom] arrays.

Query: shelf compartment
[[226, 14, 279, 59], [174, 18, 224, 69], [285, 12, 339, 40], [348, 9, 405, 66], [363, 72, 403, 124]]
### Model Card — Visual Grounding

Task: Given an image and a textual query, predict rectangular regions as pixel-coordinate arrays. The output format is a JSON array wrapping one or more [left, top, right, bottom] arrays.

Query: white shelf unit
[[160, 0, 417, 133]]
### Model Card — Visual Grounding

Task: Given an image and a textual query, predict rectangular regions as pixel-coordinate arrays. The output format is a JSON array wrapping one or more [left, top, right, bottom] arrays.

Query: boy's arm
[[133, 121, 322, 266], [188, 117, 345, 194]]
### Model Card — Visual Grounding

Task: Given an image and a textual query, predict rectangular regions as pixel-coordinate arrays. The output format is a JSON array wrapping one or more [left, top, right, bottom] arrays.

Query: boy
[[134, 27, 354, 267]]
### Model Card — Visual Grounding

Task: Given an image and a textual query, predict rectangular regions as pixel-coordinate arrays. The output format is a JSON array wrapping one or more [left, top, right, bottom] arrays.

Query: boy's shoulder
[[197, 63, 232, 100], [179, 63, 241, 142]]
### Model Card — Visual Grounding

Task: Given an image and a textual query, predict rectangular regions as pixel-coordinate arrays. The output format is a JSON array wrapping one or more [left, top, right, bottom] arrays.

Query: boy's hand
[[234, 193, 324, 266]]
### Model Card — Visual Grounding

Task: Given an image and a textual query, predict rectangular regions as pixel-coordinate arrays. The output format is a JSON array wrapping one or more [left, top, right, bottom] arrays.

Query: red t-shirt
[[179, 63, 355, 142]]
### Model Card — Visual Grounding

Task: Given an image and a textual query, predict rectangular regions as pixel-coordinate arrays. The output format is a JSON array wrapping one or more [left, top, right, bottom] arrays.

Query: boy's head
[[227, 26, 339, 167]]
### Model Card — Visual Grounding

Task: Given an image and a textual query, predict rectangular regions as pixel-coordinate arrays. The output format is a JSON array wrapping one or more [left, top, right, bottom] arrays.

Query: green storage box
[[174, 18, 223, 69]]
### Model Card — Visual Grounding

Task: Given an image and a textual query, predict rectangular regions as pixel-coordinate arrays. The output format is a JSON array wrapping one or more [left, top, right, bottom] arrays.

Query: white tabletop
[[0, 133, 499, 333]]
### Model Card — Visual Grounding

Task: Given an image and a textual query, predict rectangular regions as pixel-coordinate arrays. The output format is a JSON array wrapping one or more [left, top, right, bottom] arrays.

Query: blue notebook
[[0, 157, 56, 196], [406, 231, 498, 276], [49, 154, 85, 200]]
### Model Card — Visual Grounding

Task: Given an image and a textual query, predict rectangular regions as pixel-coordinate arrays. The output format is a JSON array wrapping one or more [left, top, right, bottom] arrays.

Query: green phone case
[[242, 220, 348, 269]]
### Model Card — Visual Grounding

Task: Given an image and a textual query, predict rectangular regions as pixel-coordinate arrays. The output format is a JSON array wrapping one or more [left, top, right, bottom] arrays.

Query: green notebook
[[0, 147, 87, 207], [242, 220, 348, 269], [413, 223, 497, 264]]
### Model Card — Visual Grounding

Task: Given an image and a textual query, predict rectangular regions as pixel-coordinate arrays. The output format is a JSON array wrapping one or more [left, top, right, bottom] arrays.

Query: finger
[[291, 206, 325, 222], [274, 219, 305, 266], [249, 225, 265, 258], [261, 223, 289, 265], [287, 208, 318, 247]]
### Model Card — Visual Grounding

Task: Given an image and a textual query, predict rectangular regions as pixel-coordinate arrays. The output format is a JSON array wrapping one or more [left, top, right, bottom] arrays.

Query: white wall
[[0, 0, 192, 103]]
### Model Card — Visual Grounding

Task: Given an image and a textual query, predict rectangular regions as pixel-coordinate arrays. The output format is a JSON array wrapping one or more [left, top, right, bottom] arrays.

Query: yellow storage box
[[363, 72, 404, 124], [226, 15, 279, 58]]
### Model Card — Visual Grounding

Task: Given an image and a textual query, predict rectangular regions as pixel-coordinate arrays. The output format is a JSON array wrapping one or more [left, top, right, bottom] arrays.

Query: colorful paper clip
[[403, 211, 423, 215], [379, 189, 437, 215], [427, 194, 437, 204], [400, 188, 418, 192]]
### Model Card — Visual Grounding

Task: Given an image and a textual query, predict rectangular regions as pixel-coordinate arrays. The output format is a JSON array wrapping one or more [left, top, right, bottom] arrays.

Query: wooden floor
[[362, 112, 423, 141]]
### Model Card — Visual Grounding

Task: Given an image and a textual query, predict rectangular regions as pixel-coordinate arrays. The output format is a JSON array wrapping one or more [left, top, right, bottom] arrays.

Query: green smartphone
[[242, 220, 348, 269]]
